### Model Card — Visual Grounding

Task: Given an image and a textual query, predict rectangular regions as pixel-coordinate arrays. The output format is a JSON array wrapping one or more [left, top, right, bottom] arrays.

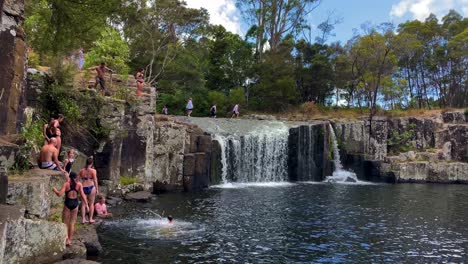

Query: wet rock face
[[0, 0, 26, 135], [288, 123, 331, 181]]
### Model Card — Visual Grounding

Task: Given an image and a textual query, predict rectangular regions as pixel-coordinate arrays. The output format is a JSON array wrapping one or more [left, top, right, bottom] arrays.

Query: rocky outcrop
[[334, 112, 468, 183], [0, 0, 26, 135], [383, 161, 468, 183], [7, 169, 66, 219], [183, 134, 212, 191], [288, 122, 331, 181], [124, 191, 152, 202], [0, 204, 67, 264]]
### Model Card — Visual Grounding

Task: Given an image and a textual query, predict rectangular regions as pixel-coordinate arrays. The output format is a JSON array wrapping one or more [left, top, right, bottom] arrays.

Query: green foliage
[[84, 27, 130, 74], [10, 110, 45, 173], [25, 0, 122, 56], [28, 50, 40, 68], [388, 123, 417, 154], [40, 84, 80, 122], [120, 176, 139, 186]]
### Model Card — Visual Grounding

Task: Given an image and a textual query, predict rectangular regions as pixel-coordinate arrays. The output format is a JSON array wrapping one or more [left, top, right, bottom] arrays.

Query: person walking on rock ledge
[[79, 157, 99, 224], [210, 104, 217, 118], [231, 104, 240, 118], [53, 171, 89, 246], [186, 98, 193, 117], [88, 62, 114, 96]]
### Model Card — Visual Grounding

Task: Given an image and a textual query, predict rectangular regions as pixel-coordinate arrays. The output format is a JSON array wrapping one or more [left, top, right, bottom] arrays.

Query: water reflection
[[99, 184, 468, 263]]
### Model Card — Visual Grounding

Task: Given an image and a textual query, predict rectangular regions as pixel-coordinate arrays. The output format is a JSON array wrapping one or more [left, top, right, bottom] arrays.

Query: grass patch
[[120, 175, 139, 186]]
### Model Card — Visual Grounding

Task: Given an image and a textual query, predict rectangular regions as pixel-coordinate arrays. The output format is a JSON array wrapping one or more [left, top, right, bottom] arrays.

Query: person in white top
[[210, 104, 217, 118], [186, 98, 193, 117], [231, 104, 239, 118]]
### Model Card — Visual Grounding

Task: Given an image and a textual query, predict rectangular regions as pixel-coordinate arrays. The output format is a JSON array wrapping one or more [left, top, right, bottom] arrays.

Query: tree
[[25, 0, 122, 55], [238, 0, 320, 56], [84, 27, 130, 74]]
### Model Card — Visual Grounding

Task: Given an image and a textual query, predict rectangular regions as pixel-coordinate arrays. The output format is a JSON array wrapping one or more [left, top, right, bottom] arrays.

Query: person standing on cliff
[[231, 104, 240, 118], [210, 104, 217, 118], [53, 171, 89, 246], [162, 105, 168, 115], [186, 98, 193, 117], [79, 157, 98, 224], [135, 69, 145, 96], [88, 62, 114, 96], [77, 48, 84, 70]]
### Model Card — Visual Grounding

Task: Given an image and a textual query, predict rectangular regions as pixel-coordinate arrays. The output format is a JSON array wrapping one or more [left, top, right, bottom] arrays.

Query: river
[[98, 183, 468, 263]]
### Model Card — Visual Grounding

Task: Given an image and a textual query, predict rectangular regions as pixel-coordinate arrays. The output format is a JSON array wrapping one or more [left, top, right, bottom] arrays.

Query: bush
[[28, 50, 40, 68], [84, 27, 130, 75], [388, 123, 416, 154], [120, 176, 139, 186]]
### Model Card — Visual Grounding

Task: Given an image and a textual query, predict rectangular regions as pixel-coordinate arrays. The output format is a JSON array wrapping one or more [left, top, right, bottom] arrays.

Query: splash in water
[[324, 124, 360, 184]]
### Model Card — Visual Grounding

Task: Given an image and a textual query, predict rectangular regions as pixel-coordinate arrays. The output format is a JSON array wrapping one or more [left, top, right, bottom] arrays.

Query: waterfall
[[325, 124, 359, 183], [213, 123, 289, 183]]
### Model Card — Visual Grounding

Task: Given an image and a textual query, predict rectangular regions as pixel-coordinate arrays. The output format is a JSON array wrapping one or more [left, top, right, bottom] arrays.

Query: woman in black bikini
[[53, 172, 88, 246], [79, 157, 98, 224]]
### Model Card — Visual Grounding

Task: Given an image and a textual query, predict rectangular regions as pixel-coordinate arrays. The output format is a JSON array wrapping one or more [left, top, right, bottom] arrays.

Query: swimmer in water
[[167, 216, 174, 224]]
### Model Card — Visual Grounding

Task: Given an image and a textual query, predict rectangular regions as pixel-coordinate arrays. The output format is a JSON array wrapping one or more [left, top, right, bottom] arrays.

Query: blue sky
[[185, 0, 468, 43]]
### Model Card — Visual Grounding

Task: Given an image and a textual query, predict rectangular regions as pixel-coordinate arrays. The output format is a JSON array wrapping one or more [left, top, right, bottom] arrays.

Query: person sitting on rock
[[39, 137, 64, 171], [95, 195, 112, 218], [63, 149, 75, 175], [53, 171, 89, 246]]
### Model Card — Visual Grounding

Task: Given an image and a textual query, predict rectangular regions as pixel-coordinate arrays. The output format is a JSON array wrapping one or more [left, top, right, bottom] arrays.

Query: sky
[[184, 0, 468, 43]]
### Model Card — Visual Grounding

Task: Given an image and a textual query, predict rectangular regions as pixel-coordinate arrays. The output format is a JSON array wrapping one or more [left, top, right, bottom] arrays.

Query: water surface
[[98, 183, 468, 263]]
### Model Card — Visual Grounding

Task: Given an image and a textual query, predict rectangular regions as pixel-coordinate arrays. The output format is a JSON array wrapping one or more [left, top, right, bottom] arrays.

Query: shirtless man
[[39, 138, 64, 171], [88, 62, 114, 95]]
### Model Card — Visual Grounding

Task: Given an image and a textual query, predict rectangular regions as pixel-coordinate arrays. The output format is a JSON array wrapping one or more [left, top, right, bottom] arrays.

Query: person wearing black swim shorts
[[53, 172, 88, 246]]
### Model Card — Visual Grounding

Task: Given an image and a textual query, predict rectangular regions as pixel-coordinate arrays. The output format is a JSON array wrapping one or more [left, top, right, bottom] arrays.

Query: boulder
[[442, 111, 466, 124], [124, 191, 152, 202], [7, 169, 66, 219], [74, 225, 102, 258], [0, 204, 67, 264], [0, 138, 18, 171]]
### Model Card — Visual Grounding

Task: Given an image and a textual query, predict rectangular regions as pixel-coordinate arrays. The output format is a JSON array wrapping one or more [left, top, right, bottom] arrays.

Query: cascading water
[[213, 123, 289, 183], [325, 124, 359, 183]]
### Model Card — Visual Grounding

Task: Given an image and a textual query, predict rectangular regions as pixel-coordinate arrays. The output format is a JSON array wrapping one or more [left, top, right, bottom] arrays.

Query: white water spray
[[325, 124, 359, 183]]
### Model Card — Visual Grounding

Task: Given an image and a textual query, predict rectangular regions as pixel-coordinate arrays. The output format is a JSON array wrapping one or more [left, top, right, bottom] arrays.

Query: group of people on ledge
[[161, 99, 240, 118], [38, 114, 111, 246]]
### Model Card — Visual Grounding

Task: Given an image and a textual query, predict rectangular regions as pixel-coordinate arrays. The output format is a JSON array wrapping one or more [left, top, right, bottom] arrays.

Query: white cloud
[[390, 0, 467, 20], [184, 0, 243, 35]]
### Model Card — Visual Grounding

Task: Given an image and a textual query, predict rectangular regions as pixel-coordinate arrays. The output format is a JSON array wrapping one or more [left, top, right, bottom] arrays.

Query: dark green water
[[98, 183, 468, 263]]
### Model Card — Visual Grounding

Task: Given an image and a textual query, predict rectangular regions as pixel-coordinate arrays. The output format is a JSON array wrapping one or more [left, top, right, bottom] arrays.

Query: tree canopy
[[24, 1, 468, 115]]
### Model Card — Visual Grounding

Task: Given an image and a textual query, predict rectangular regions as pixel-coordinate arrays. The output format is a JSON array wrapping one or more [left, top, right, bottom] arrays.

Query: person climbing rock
[[88, 62, 114, 96], [53, 171, 89, 246], [79, 157, 99, 224]]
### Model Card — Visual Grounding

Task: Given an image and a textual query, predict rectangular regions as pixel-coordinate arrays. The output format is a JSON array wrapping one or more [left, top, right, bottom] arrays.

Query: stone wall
[[333, 111, 468, 183], [0, 205, 67, 264], [0, 0, 26, 135]]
